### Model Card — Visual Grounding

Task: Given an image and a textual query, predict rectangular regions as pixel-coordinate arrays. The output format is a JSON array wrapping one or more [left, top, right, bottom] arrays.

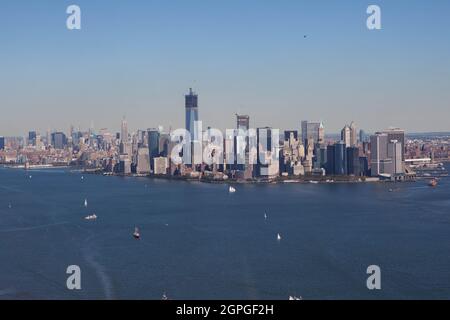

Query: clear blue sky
[[1, 0, 449, 136]]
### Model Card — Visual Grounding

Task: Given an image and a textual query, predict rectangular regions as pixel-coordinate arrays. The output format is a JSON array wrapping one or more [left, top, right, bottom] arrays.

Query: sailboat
[[133, 227, 140, 239], [264, 213, 268, 220], [277, 233, 282, 241], [84, 199, 88, 208], [229, 186, 236, 193]]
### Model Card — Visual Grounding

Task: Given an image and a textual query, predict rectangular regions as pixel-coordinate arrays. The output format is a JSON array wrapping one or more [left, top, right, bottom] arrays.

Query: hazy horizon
[[1, 0, 450, 136]]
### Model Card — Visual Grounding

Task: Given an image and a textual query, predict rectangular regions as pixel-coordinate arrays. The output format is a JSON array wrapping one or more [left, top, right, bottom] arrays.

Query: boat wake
[[0, 221, 70, 233]]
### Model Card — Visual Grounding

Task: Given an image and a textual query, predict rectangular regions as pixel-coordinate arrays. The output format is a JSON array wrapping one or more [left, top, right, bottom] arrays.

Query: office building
[[51, 132, 67, 149], [147, 128, 160, 170], [383, 128, 405, 160], [136, 147, 150, 174], [334, 141, 347, 175], [236, 114, 250, 131], [346, 146, 360, 175], [370, 132, 389, 176], [154, 157, 168, 175], [301, 121, 322, 145], [0, 136, 4, 150]]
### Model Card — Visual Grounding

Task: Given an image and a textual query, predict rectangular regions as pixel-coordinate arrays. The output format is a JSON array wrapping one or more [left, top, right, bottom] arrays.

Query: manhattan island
[[2, 89, 449, 185]]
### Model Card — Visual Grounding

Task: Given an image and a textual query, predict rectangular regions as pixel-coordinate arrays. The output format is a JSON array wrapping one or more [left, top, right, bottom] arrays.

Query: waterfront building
[[326, 145, 335, 175], [118, 154, 132, 174], [383, 128, 405, 161], [370, 132, 388, 176], [334, 141, 347, 175], [386, 140, 404, 175], [136, 147, 150, 174], [256, 127, 279, 178], [154, 156, 168, 175], [0, 136, 4, 150], [346, 146, 360, 175]]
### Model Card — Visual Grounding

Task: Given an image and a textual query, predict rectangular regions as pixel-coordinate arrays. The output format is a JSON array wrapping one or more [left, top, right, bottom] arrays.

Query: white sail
[[229, 186, 236, 193], [84, 199, 88, 207], [277, 233, 282, 241]]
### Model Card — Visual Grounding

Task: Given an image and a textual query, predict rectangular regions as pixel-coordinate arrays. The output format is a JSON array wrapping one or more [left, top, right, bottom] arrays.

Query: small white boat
[[133, 227, 140, 239], [84, 199, 88, 207], [84, 214, 97, 220], [277, 233, 282, 241], [229, 186, 236, 193], [8, 203, 12, 209], [289, 296, 302, 300], [264, 213, 268, 220]]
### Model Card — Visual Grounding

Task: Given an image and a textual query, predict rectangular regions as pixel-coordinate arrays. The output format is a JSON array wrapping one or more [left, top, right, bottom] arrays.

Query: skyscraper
[[341, 125, 351, 148], [236, 114, 250, 131], [301, 121, 321, 145], [383, 128, 405, 160], [370, 132, 389, 176], [147, 128, 160, 171], [51, 132, 67, 150], [28, 131, 37, 146], [185, 88, 199, 141], [136, 147, 151, 174], [334, 141, 347, 175], [387, 140, 404, 175], [349, 121, 357, 146], [346, 146, 360, 175], [0, 136, 5, 150], [121, 118, 128, 143]]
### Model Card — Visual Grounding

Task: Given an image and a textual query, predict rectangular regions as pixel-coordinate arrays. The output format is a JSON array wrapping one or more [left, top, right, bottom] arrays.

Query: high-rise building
[[236, 114, 250, 131], [326, 145, 335, 175], [334, 141, 347, 175], [341, 125, 351, 147], [359, 129, 367, 143], [136, 147, 151, 174], [256, 127, 279, 178], [350, 121, 357, 146], [51, 132, 67, 149], [28, 131, 37, 146], [147, 128, 160, 171], [346, 146, 360, 175], [370, 132, 389, 176], [121, 118, 128, 143], [284, 130, 298, 142], [0, 136, 5, 150], [301, 121, 321, 145], [383, 128, 405, 160], [154, 157, 168, 175], [185, 88, 199, 141], [387, 140, 404, 175]]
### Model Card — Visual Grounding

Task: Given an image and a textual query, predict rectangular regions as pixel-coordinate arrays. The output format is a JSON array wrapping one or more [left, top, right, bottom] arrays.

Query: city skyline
[[1, 0, 450, 135]]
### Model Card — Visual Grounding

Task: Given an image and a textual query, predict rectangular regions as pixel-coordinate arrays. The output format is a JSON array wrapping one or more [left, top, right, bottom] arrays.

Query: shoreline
[[83, 169, 418, 185]]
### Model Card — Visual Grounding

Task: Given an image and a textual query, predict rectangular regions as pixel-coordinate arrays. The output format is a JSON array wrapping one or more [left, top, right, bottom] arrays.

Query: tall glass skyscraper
[[185, 88, 199, 141]]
